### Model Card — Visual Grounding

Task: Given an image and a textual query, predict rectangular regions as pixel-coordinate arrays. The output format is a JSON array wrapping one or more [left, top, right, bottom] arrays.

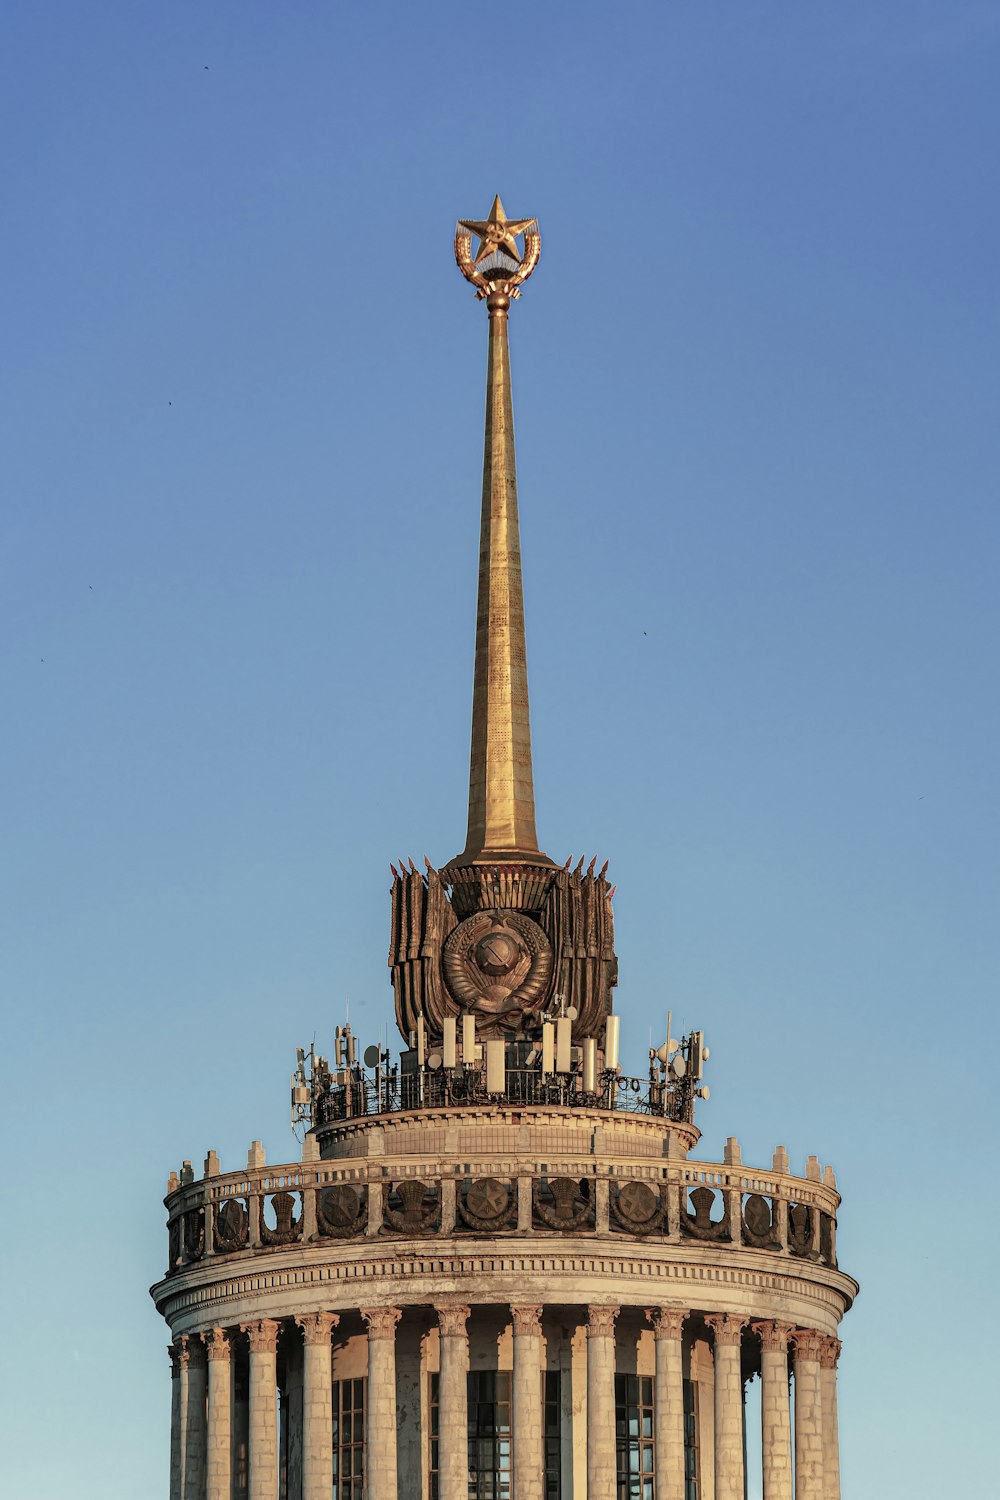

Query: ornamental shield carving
[[442, 910, 552, 1030]]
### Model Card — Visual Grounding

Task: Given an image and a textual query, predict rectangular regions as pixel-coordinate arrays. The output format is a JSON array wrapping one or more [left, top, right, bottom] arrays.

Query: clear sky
[[2, 3, 997, 1496]]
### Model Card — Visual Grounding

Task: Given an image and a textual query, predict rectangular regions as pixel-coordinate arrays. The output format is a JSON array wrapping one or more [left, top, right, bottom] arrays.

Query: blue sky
[[2, 3, 997, 1496]]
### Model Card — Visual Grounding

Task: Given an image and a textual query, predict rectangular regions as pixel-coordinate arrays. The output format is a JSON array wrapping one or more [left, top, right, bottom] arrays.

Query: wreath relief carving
[[442, 910, 552, 1031]]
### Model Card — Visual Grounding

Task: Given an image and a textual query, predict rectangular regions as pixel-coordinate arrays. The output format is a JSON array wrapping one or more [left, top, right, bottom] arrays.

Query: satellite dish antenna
[[566, 1005, 579, 1022], [427, 1052, 443, 1070], [697, 1084, 710, 1101], [363, 1045, 380, 1069], [654, 1043, 670, 1064], [671, 1055, 687, 1078], [667, 1038, 678, 1054]]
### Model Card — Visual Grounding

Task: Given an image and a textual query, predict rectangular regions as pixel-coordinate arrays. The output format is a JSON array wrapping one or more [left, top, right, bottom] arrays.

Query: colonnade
[[169, 1304, 841, 1500]]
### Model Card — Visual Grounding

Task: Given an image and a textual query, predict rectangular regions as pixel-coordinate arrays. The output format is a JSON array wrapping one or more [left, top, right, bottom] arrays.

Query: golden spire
[[452, 198, 551, 866]]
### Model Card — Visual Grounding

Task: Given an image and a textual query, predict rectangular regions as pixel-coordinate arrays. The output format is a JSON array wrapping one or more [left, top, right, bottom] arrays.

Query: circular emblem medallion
[[466, 1177, 511, 1221], [442, 910, 552, 1030]]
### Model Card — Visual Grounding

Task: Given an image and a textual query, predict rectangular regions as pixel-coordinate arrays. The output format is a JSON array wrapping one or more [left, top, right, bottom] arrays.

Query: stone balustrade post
[[241, 1319, 280, 1500], [295, 1312, 338, 1500], [361, 1307, 402, 1500], [586, 1305, 620, 1500], [819, 1337, 842, 1500], [437, 1304, 470, 1500], [646, 1308, 687, 1500], [752, 1321, 793, 1500], [511, 1306, 544, 1500], [205, 1328, 232, 1500], [704, 1314, 748, 1500], [169, 1344, 184, 1500], [792, 1329, 825, 1500]]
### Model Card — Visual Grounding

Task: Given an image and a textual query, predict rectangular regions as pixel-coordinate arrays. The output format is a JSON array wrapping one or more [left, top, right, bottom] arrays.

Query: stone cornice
[[153, 1240, 857, 1341]]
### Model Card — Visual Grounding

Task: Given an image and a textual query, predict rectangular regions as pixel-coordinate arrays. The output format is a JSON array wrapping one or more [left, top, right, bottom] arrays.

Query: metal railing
[[315, 1066, 695, 1126]]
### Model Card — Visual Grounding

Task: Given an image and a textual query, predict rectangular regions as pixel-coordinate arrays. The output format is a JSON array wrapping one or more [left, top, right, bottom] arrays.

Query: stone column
[[646, 1308, 687, 1500], [511, 1305, 544, 1500], [205, 1329, 232, 1500], [183, 1336, 207, 1500], [704, 1314, 748, 1500], [586, 1305, 619, 1500], [295, 1312, 338, 1500], [792, 1329, 825, 1500], [752, 1321, 793, 1500], [169, 1344, 183, 1500], [819, 1337, 842, 1500], [361, 1307, 402, 1500], [436, 1304, 471, 1500], [242, 1319, 280, 1500]]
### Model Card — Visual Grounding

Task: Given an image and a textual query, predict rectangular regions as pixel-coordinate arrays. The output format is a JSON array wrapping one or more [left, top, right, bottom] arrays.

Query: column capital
[[791, 1327, 826, 1362], [168, 1342, 182, 1376], [587, 1304, 620, 1339], [704, 1312, 748, 1347], [361, 1306, 403, 1340], [295, 1310, 340, 1346], [818, 1335, 842, 1369], [240, 1317, 280, 1354], [178, 1332, 206, 1368], [646, 1306, 687, 1341], [751, 1319, 795, 1353], [510, 1304, 543, 1337], [204, 1327, 231, 1362], [435, 1303, 471, 1339]]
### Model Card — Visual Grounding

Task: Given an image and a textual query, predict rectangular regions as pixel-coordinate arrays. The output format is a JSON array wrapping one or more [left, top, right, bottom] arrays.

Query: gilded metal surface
[[452, 196, 548, 864]]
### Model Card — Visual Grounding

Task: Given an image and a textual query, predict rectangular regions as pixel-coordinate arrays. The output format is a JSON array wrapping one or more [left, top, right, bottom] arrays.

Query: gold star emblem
[[459, 194, 534, 266]]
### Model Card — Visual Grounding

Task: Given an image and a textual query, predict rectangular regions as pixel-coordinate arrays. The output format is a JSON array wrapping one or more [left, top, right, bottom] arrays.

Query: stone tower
[[152, 196, 857, 1500]]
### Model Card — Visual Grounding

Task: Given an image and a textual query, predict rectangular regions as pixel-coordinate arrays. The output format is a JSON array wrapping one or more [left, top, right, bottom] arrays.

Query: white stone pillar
[[704, 1314, 748, 1500], [512, 1306, 544, 1500], [242, 1318, 280, 1500], [647, 1307, 687, 1500], [586, 1305, 619, 1500], [752, 1321, 793, 1500], [295, 1312, 338, 1500], [819, 1337, 842, 1500], [183, 1336, 207, 1500], [205, 1329, 232, 1500], [792, 1329, 825, 1500], [169, 1344, 183, 1500], [437, 1304, 471, 1500], [362, 1307, 402, 1500]]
